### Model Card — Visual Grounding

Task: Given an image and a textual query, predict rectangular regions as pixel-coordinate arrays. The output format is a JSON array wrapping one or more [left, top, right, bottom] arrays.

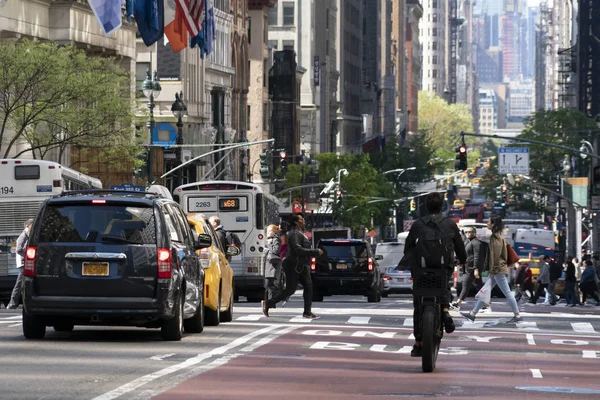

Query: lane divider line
[[571, 322, 595, 333], [149, 354, 176, 361], [530, 369, 543, 378], [347, 316, 370, 325], [526, 333, 536, 345], [92, 324, 281, 400]]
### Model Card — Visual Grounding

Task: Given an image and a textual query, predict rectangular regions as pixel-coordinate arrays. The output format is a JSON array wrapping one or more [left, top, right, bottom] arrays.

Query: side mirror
[[195, 233, 212, 250], [375, 255, 384, 261], [226, 245, 240, 257]]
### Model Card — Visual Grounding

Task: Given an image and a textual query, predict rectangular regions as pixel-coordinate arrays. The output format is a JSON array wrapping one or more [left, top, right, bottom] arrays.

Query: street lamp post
[[171, 91, 187, 188], [300, 150, 306, 216], [142, 69, 162, 183]]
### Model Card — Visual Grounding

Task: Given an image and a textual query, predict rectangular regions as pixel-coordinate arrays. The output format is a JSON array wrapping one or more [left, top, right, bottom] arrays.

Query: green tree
[[418, 91, 477, 167], [519, 108, 598, 183], [0, 40, 140, 168]]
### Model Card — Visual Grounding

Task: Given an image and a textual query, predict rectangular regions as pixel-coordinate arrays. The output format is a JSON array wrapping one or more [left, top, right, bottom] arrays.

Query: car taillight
[[157, 248, 172, 279], [200, 247, 210, 268], [310, 257, 316, 271], [383, 275, 392, 281], [368, 257, 373, 271], [24, 246, 36, 277]]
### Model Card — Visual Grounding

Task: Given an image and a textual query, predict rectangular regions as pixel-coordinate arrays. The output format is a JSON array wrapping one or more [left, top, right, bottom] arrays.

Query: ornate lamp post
[[171, 92, 187, 187], [142, 69, 161, 183]]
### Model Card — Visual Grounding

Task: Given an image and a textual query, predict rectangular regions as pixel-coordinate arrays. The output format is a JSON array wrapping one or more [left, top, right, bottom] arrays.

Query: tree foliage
[[519, 108, 598, 183], [0, 40, 140, 168], [418, 91, 477, 166]]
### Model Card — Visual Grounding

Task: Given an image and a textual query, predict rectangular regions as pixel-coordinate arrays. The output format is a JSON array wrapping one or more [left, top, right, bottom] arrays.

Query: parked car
[[187, 213, 238, 326], [375, 241, 408, 296], [22, 189, 210, 341], [311, 238, 382, 302]]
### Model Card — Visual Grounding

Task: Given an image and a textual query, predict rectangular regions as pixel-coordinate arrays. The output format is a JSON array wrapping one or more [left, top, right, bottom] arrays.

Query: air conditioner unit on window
[[182, 150, 192, 162]]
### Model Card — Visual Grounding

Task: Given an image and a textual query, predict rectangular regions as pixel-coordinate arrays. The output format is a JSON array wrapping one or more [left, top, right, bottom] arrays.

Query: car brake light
[[383, 275, 392, 281], [368, 257, 373, 271], [157, 248, 172, 279], [333, 240, 350, 243], [24, 246, 36, 277], [310, 257, 316, 271], [200, 247, 210, 269], [92, 199, 106, 204]]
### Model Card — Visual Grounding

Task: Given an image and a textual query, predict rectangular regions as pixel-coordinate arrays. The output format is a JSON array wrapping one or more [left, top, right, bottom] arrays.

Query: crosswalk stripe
[[347, 316, 370, 325], [236, 315, 263, 321], [402, 318, 413, 327], [289, 316, 310, 323], [516, 321, 539, 331], [572, 322, 595, 333]]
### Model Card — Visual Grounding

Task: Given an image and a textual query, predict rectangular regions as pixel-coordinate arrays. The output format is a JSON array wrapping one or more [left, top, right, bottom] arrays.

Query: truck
[[311, 227, 351, 247]]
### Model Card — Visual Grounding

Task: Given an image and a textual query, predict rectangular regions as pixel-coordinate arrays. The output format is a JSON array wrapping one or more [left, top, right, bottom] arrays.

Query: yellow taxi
[[518, 258, 540, 282], [453, 199, 467, 208], [187, 213, 238, 326], [471, 177, 482, 185]]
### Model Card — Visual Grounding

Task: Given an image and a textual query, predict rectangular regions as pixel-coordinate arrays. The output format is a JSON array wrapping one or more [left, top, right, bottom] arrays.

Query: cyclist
[[404, 192, 467, 357]]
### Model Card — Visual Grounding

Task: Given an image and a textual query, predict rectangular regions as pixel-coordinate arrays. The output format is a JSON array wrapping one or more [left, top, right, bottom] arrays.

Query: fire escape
[[557, 47, 577, 109], [447, 0, 459, 104], [578, 0, 600, 118]]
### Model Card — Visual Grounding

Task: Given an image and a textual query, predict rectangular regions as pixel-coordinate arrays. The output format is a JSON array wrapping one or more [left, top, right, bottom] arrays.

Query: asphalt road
[[0, 293, 599, 400]]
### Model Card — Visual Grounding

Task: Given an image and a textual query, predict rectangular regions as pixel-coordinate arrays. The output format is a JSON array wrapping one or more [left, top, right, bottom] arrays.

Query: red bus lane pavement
[[153, 324, 600, 400]]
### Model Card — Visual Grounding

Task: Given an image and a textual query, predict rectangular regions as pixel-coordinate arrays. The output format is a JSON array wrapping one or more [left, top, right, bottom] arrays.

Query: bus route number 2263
[[0, 186, 14, 195]]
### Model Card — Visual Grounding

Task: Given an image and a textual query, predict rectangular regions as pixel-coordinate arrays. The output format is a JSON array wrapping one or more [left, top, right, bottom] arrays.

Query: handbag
[[507, 243, 520, 265], [475, 278, 492, 304]]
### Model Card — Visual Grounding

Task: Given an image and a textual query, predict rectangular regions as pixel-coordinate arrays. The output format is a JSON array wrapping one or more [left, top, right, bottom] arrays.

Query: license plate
[[397, 278, 404, 282], [336, 263, 348, 270], [82, 262, 109, 276]]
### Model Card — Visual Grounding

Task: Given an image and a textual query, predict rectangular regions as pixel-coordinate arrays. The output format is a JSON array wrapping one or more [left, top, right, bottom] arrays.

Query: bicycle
[[412, 267, 449, 373]]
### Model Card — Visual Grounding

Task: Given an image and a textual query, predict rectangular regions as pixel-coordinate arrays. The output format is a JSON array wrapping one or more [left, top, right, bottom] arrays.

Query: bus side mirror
[[226, 245, 240, 256]]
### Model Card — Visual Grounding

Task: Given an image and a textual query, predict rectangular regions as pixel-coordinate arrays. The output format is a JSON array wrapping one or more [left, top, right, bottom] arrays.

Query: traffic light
[[259, 150, 272, 179], [408, 199, 416, 215], [336, 189, 343, 206], [455, 145, 467, 171], [501, 185, 508, 206], [279, 151, 288, 175]]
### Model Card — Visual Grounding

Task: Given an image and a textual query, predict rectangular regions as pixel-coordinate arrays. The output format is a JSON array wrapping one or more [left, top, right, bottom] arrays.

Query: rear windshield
[[38, 204, 156, 244], [376, 244, 405, 266], [320, 242, 368, 259]]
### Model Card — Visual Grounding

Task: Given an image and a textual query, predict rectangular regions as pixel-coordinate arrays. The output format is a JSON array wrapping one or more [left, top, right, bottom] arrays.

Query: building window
[[248, 17, 251, 44], [433, 13, 438, 22], [326, 8, 329, 29], [432, 55, 437, 65], [263, 59, 268, 87], [263, 104, 269, 131], [283, 2, 294, 26], [433, 41, 438, 50], [432, 28, 437, 37], [282, 40, 294, 51], [432, 69, 438, 78], [268, 5, 277, 26]]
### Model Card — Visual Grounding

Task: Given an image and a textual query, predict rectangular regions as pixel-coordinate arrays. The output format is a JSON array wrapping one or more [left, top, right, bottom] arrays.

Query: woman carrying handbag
[[461, 214, 524, 323]]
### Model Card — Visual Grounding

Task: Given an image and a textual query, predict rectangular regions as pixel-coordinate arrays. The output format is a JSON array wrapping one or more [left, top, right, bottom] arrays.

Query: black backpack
[[415, 216, 452, 269], [226, 230, 242, 248]]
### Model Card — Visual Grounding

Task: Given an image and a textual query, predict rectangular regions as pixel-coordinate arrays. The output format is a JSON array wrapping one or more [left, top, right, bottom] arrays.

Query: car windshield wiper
[[101, 235, 141, 245]]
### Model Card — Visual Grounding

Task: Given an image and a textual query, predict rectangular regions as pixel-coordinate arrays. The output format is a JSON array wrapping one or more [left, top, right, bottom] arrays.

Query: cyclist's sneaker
[[506, 316, 523, 323], [411, 344, 422, 357], [443, 312, 455, 333], [449, 302, 460, 311], [461, 311, 476, 322]]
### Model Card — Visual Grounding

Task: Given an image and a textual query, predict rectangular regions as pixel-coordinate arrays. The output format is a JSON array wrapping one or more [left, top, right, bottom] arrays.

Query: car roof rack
[[54, 189, 168, 200]]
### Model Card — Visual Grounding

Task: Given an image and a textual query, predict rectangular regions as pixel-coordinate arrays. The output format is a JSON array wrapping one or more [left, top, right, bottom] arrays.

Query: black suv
[[311, 239, 383, 302], [22, 190, 211, 341]]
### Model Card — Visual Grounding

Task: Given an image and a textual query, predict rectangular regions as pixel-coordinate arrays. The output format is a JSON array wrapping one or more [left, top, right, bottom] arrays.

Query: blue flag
[[133, 0, 164, 46], [88, 0, 123, 36]]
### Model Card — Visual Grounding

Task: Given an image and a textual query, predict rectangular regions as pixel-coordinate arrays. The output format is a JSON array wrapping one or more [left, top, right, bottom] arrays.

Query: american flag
[[174, 0, 205, 38]]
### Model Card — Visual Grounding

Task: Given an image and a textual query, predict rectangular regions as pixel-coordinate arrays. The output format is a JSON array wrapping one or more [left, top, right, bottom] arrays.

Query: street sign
[[498, 147, 529, 175], [111, 184, 146, 192], [592, 196, 600, 210]]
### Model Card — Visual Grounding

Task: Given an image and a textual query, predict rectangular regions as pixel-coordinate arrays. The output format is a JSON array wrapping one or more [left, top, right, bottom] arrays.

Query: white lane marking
[[516, 322, 539, 331], [402, 318, 413, 327], [583, 351, 599, 359], [149, 354, 176, 361], [0, 315, 22, 320], [8, 323, 21, 328], [236, 314, 263, 321], [526, 334, 536, 345], [347, 316, 370, 325], [572, 322, 595, 333], [530, 369, 543, 378], [92, 325, 281, 400], [241, 325, 296, 353], [135, 326, 297, 400], [0, 320, 20, 324], [289, 316, 310, 323]]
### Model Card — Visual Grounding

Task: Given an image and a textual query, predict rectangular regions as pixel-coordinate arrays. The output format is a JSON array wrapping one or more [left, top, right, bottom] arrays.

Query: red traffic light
[[279, 151, 286, 159], [458, 145, 467, 154]]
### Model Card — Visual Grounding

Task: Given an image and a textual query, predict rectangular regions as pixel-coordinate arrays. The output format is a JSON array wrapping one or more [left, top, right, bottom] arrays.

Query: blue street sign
[[111, 184, 146, 192]]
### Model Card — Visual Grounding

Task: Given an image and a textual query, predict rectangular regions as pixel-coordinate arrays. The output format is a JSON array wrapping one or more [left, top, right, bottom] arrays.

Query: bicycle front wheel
[[421, 305, 438, 373]]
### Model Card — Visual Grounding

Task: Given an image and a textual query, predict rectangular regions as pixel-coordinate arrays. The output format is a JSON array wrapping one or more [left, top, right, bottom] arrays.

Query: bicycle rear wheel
[[421, 305, 438, 373]]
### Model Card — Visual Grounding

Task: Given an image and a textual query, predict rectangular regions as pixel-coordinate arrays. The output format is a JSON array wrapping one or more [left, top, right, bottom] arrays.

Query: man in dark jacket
[[404, 193, 467, 357], [263, 214, 323, 319], [209, 216, 230, 259], [547, 258, 563, 305], [451, 227, 487, 310]]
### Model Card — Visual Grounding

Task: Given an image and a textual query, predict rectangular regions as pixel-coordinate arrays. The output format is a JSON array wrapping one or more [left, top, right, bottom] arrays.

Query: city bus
[[0, 159, 102, 304], [173, 181, 281, 302], [513, 228, 556, 260]]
